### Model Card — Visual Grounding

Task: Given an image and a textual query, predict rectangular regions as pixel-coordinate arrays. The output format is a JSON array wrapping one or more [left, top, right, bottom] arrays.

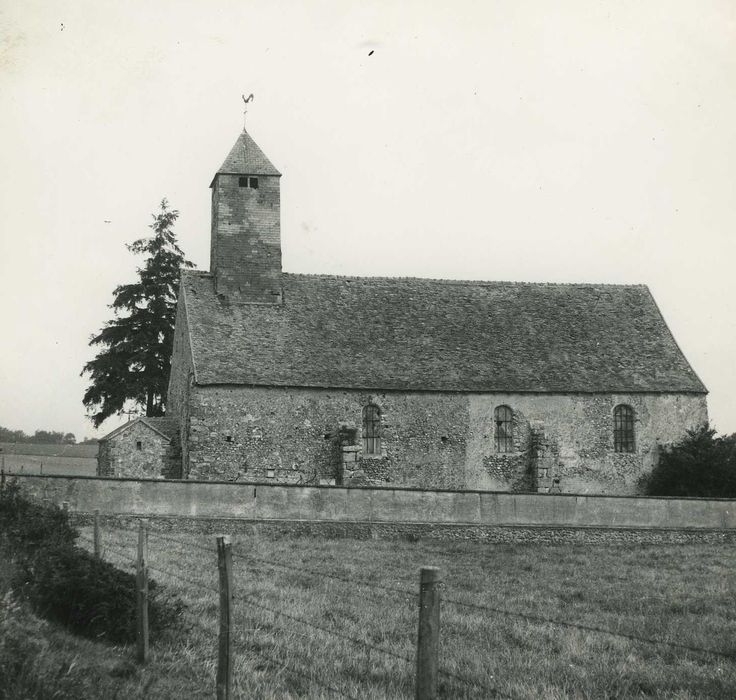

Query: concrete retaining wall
[[10, 475, 735, 531]]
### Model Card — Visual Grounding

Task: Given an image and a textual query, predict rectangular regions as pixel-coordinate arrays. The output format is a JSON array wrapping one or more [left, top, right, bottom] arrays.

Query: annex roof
[[211, 129, 281, 182], [100, 417, 178, 443], [179, 270, 707, 394]]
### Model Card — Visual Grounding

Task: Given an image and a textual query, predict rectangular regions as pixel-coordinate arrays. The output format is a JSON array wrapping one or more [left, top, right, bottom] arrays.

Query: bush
[[0, 589, 60, 700], [0, 479, 77, 555], [1, 479, 183, 644], [14, 543, 183, 644], [641, 424, 736, 497]]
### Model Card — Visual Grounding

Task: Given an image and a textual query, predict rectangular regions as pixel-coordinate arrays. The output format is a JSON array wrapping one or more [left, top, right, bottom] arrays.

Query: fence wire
[[78, 522, 736, 699], [234, 546, 416, 600], [236, 593, 416, 667], [442, 595, 736, 660], [147, 529, 214, 555]]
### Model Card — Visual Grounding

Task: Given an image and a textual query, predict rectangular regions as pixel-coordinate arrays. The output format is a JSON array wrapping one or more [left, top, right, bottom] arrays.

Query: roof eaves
[[191, 379, 708, 395]]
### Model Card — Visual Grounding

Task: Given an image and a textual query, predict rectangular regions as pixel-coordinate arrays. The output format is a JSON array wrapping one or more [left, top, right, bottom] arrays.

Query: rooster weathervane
[[242, 93, 254, 129]]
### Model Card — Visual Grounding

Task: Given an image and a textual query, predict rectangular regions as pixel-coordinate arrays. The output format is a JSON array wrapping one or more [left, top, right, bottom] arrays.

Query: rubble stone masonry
[[182, 385, 707, 494], [210, 173, 282, 303], [97, 421, 171, 479]]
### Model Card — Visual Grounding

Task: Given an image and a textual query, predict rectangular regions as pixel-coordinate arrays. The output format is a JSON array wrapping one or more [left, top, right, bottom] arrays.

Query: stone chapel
[[165, 127, 708, 494]]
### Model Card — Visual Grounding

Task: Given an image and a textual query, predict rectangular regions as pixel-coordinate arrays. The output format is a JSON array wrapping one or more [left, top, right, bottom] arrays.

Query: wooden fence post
[[415, 566, 441, 700], [136, 520, 149, 664], [93, 509, 101, 559], [216, 535, 233, 700]]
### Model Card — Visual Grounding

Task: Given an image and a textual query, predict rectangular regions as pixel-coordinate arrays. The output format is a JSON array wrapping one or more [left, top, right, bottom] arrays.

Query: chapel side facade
[[165, 126, 708, 495], [166, 376, 707, 494]]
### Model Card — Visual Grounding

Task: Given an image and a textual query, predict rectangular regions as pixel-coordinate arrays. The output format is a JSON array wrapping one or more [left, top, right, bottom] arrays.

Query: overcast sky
[[1, 1, 735, 441]]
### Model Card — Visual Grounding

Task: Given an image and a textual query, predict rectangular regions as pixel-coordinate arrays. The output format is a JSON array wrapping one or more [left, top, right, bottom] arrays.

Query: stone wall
[[96, 422, 172, 479], [70, 514, 736, 546], [14, 475, 736, 535], [183, 385, 707, 494]]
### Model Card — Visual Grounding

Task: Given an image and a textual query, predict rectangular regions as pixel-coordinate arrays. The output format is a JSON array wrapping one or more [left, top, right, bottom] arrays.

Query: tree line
[[0, 427, 94, 445]]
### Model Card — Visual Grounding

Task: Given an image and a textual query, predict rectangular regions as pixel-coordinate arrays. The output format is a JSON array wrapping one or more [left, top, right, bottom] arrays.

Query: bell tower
[[209, 128, 282, 303]]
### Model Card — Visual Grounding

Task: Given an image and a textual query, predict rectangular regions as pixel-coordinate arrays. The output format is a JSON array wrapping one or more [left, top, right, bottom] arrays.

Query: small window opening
[[494, 405, 514, 453], [225, 435, 233, 443], [238, 176, 259, 189], [363, 404, 382, 455], [614, 404, 636, 453], [136, 441, 142, 451]]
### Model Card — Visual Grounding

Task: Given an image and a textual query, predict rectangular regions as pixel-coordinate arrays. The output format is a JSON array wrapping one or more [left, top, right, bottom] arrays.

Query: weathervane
[[121, 407, 139, 423], [242, 93, 254, 129]]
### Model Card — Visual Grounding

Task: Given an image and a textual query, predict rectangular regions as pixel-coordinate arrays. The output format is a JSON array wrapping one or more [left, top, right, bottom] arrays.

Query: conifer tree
[[82, 199, 194, 427]]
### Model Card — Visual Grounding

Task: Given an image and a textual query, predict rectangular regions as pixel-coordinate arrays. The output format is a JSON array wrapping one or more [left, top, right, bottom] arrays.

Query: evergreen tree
[[82, 199, 193, 428]]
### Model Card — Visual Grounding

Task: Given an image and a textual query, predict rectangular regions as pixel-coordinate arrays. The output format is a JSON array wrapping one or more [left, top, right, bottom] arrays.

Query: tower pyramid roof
[[213, 129, 281, 180]]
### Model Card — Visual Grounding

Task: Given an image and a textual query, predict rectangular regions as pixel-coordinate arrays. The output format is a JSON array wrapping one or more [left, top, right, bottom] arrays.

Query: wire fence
[[75, 518, 736, 699]]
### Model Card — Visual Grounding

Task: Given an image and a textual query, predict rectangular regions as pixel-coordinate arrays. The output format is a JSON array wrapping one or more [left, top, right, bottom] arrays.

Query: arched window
[[362, 404, 382, 455], [494, 405, 514, 453], [614, 404, 635, 453]]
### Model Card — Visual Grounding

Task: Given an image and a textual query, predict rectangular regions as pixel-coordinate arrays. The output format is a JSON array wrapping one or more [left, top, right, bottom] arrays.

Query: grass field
[[0, 442, 97, 476], [0, 442, 98, 458], [62, 526, 736, 699]]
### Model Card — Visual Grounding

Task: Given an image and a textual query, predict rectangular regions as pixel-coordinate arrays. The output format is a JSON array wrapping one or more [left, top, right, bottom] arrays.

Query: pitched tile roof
[[140, 418, 179, 441], [212, 129, 281, 180], [179, 270, 706, 394]]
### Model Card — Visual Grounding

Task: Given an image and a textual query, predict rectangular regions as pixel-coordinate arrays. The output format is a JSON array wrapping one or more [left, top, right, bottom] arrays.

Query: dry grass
[[69, 525, 736, 699]]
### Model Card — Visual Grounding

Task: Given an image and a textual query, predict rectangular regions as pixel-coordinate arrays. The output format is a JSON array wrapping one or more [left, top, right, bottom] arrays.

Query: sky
[[1, 0, 735, 441]]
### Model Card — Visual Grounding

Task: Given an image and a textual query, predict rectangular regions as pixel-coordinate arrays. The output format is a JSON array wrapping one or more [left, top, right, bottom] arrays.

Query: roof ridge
[[185, 269, 646, 289], [281, 272, 648, 288]]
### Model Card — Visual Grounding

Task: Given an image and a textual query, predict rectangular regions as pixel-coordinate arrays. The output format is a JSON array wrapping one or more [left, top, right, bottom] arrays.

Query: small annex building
[[165, 128, 708, 495], [97, 417, 180, 479]]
